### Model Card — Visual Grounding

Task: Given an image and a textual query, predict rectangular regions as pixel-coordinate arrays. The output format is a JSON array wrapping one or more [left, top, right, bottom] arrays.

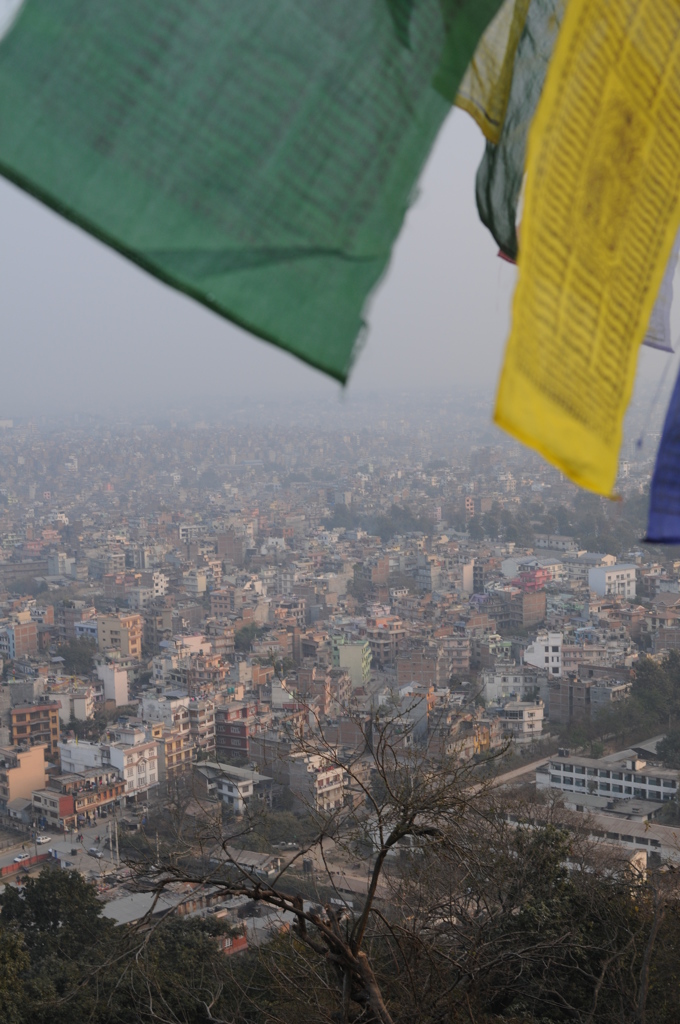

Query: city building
[[59, 723, 159, 798], [0, 744, 47, 813], [97, 613, 143, 660], [187, 698, 216, 757], [33, 768, 125, 830], [537, 751, 678, 802], [288, 752, 345, 813], [10, 700, 61, 756], [194, 762, 273, 814], [588, 564, 637, 599], [214, 701, 262, 763], [524, 631, 563, 677], [97, 662, 129, 706], [497, 700, 545, 743]]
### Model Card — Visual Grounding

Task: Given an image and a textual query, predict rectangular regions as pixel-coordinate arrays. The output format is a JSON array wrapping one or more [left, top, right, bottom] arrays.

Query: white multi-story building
[[588, 564, 637, 599], [482, 668, 550, 705], [58, 723, 159, 798], [128, 587, 154, 610], [97, 663, 129, 706], [139, 694, 190, 731], [196, 763, 273, 815], [47, 551, 76, 577], [537, 753, 678, 802], [183, 569, 207, 597], [152, 571, 169, 597], [49, 686, 96, 723], [497, 701, 544, 743], [524, 631, 563, 677], [59, 739, 105, 772], [288, 752, 345, 813], [104, 723, 159, 798], [534, 534, 578, 552]]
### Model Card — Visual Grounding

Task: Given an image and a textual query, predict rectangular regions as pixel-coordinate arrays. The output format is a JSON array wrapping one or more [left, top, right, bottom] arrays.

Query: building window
[[126, 768, 133, 778]]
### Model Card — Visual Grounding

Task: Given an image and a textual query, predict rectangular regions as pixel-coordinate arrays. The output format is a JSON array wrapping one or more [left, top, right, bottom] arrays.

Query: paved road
[[0, 816, 126, 875], [468, 757, 549, 797], [490, 757, 549, 787]]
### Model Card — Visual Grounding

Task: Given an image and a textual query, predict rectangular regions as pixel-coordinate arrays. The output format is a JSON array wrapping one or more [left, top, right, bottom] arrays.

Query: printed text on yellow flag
[[495, 0, 680, 495]]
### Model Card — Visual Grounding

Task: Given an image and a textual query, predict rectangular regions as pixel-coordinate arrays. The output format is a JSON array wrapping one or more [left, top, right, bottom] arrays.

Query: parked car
[[36, 835, 51, 845], [13, 853, 29, 863], [88, 848, 103, 859]]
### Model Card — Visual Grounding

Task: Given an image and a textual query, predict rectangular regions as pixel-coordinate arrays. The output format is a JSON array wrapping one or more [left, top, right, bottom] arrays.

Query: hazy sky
[[0, 108, 676, 418]]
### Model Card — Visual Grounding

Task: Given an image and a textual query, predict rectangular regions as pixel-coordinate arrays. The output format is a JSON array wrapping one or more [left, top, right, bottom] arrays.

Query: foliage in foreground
[[3, 815, 680, 1024]]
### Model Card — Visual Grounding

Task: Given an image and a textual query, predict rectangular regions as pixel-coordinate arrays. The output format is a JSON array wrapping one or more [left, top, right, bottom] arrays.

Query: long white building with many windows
[[537, 752, 678, 802]]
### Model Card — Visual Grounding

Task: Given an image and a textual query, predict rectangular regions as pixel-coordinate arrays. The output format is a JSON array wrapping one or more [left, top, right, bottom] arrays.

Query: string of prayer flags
[[0, 0, 503, 383], [476, 0, 565, 261], [494, 0, 680, 496], [646, 365, 680, 543]]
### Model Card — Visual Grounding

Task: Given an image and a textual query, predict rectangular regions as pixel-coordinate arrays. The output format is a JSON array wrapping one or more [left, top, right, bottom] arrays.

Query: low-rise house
[[32, 788, 75, 830], [497, 700, 544, 743], [194, 762, 273, 814], [34, 767, 126, 829], [288, 752, 345, 813]]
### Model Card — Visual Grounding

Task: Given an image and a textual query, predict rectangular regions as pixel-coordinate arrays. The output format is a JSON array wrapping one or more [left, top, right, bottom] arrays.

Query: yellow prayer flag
[[455, 0, 531, 144], [495, 0, 680, 495]]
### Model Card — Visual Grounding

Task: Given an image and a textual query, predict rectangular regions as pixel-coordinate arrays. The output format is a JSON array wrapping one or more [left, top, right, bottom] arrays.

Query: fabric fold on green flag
[[0, 0, 503, 383], [475, 0, 565, 261]]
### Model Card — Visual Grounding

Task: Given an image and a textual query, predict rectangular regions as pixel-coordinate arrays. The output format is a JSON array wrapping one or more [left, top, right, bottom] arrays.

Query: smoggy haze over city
[[1, 110, 677, 421]]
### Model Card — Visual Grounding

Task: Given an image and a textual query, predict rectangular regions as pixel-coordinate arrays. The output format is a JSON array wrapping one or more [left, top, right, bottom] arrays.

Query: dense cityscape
[[0, 393, 679, 1022]]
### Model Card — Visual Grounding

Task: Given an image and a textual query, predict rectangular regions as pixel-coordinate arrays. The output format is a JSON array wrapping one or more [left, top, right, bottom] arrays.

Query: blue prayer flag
[[647, 366, 680, 543]]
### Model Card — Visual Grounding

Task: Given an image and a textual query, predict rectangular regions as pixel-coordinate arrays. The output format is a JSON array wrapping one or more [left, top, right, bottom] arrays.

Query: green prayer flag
[[0, 0, 502, 382]]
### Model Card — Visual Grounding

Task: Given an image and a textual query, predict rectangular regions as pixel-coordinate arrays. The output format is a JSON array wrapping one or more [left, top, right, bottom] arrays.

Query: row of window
[[550, 776, 665, 798], [551, 763, 676, 788]]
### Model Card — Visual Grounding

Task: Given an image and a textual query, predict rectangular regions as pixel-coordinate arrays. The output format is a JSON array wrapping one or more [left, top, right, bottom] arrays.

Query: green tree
[[234, 623, 264, 652], [1, 867, 111, 956], [467, 517, 484, 541], [57, 638, 97, 675], [0, 927, 27, 1024], [657, 729, 680, 769], [633, 652, 680, 730]]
